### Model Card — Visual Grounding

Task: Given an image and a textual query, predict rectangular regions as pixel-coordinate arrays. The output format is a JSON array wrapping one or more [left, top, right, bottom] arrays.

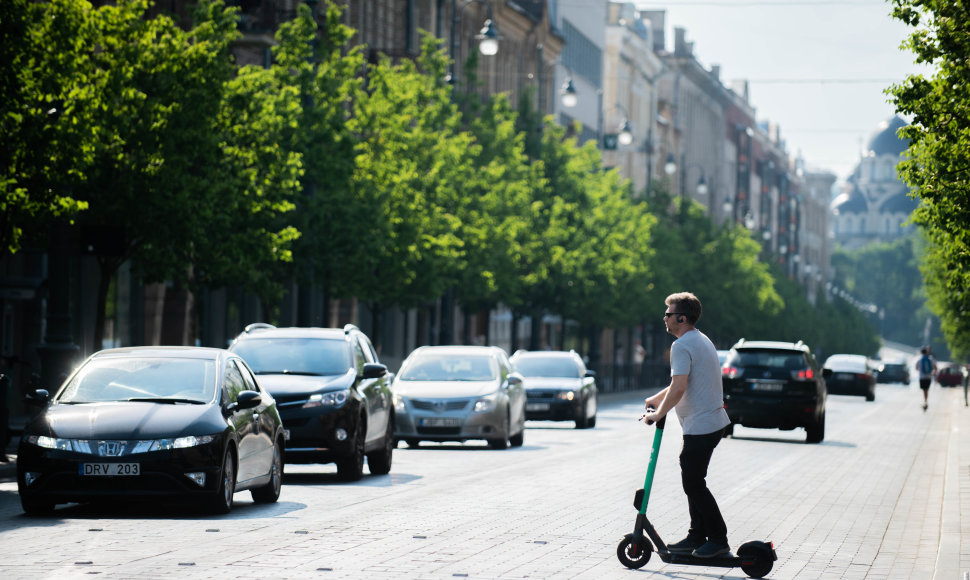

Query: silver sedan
[[392, 346, 526, 449]]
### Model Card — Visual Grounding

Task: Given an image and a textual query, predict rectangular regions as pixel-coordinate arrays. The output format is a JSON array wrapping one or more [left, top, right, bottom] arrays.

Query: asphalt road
[[0, 357, 965, 579]]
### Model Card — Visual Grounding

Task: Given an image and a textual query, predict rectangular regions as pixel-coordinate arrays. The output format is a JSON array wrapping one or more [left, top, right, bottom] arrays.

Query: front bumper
[[277, 403, 360, 464], [393, 398, 507, 442], [524, 398, 579, 421], [17, 441, 225, 505]]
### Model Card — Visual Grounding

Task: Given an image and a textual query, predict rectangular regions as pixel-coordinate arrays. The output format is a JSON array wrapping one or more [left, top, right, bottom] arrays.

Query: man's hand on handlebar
[[639, 405, 661, 426]]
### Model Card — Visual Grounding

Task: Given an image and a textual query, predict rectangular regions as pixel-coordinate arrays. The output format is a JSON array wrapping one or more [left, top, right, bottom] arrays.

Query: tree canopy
[[890, 0, 970, 359], [1, 0, 878, 362]]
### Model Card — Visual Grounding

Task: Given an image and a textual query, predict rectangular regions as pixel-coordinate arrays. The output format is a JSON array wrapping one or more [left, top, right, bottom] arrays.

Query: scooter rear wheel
[[738, 541, 775, 578], [616, 534, 652, 569]]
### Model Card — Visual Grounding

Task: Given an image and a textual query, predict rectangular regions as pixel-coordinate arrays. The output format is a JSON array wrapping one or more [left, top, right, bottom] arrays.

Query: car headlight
[[145, 435, 216, 451], [393, 394, 407, 413], [473, 393, 499, 413], [303, 390, 349, 409], [556, 390, 576, 401]]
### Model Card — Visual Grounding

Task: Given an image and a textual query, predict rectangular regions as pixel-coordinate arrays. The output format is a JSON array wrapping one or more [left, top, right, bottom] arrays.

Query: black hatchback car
[[17, 347, 285, 515], [721, 339, 829, 443], [229, 324, 394, 481]]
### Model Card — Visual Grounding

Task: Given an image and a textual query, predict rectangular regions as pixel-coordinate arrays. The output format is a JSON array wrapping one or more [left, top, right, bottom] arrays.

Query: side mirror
[[507, 372, 524, 387], [25, 389, 50, 406], [822, 368, 833, 379], [584, 370, 596, 378], [362, 363, 388, 379], [234, 390, 262, 411]]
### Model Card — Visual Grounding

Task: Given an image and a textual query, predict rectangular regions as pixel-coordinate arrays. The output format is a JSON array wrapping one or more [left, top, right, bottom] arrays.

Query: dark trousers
[[680, 428, 727, 544]]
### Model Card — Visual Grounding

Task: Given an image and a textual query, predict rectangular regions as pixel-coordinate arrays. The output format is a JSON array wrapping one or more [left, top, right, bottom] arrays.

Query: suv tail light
[[791, 368, 814, 380], [722, 366, 739, 379]]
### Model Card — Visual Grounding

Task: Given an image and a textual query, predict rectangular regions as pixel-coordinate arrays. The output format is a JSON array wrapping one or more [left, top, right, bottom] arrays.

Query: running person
[[915, 346, 936, 410]]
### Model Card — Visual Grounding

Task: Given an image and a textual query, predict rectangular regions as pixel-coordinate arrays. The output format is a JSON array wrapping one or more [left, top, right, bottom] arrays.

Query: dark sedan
[[823, 354, 878, 401], [876, 361, 910, 384], [510, 350, 597, 429], [17, 347, 285, 515]]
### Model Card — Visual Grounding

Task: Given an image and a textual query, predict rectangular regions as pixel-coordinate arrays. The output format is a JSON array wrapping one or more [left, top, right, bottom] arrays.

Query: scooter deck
[[658, 551, 743, 568]]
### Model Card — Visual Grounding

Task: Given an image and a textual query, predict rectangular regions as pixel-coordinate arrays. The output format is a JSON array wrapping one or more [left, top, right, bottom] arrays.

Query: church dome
[[866, 116, 909, 157], [831, 187, 868, 214], [880, 191, 919, 214]]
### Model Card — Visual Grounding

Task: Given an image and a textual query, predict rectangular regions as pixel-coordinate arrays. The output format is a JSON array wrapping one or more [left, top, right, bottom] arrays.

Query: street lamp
[[664, 153, 677, 176], [618, 119, 634, 146], [449, 0, 499, 84], [696, 174, 708, 196], [560, 78, 577, 108], [475, 19, 499, 56]]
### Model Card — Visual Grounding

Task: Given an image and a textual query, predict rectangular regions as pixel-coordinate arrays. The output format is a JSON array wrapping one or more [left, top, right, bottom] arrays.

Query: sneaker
[[667, 536, 705, 553], [692, 540, 731, 558]]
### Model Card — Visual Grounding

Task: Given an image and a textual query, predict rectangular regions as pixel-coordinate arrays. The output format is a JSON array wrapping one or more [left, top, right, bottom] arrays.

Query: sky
[[634, 0, 927, 185]]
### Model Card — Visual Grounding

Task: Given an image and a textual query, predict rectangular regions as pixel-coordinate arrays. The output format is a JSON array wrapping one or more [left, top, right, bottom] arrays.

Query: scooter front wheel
[[616, 534, 652, 569]]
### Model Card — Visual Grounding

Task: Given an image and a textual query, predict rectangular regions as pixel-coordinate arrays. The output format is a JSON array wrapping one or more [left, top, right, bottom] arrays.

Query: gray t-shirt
[[670, 329, 730, 435]]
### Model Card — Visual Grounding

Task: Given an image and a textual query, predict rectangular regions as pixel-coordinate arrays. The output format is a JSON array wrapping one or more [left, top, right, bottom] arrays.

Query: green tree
[[0, 0, 89, 254], [890, 0, 970, 358], [454, 95, 541, 341], [830, 234, 934, 348], [643, 189, 782, 348], [348, 34, 471, 337], [267, 2, 364, 322], [69, 0, 299, 346], [510, 118, 658, 354]]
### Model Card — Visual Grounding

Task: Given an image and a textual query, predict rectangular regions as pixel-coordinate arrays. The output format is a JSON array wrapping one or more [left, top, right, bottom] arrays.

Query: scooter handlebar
[[642, 406, 666, 429]]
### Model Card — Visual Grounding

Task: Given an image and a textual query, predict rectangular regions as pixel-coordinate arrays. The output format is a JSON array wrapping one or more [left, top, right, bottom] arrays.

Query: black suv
[[229, 323, 394, 481], [721, 339, 829, 444]]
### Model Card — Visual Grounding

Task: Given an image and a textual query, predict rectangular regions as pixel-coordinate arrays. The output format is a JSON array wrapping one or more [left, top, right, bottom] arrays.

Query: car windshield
[[514, 357, 580, 378], [731, 350, 806, 370], [57, 357, 216, 403], [232, 337, 351, 376], [399, 354, 497, 381]]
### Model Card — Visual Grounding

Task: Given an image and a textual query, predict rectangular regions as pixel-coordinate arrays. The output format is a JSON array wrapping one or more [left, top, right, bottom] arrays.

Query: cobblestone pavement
[[0, 376, 966, 579]]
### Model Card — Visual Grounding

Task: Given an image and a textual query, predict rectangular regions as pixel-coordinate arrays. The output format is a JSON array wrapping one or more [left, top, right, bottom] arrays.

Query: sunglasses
[[663, 312, 686, 319]]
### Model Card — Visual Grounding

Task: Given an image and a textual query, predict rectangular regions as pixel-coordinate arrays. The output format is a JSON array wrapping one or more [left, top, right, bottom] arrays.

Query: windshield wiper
[[256, 370, 326, 376], [127, 397, 205, 404]]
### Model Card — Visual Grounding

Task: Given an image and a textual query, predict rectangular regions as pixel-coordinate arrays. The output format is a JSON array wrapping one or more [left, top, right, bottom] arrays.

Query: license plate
[[526, 403, 551, 411], [420, 418, 461, 427], [750, 382, 783, 392], [836, 373, 854, 380], [79, 463, 140, 476]]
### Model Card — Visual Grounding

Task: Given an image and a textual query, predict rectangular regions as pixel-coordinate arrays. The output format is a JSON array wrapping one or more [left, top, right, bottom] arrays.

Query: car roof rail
[[243, 322, 276, 333]]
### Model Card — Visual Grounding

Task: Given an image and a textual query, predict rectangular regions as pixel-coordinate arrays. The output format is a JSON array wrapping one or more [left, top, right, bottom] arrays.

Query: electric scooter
[[616, 409, 777, 578]]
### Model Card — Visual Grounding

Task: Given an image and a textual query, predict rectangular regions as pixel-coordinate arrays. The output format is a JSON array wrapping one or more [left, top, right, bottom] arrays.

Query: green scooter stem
[[638, 414, 666, 515]]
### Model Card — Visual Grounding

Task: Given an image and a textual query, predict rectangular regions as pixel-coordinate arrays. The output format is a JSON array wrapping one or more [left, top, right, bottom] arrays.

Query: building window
[[561, 20, 602, 85]]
